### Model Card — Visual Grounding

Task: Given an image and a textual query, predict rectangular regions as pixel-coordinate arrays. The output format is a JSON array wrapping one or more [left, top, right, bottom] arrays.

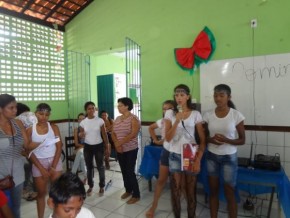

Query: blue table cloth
[[139, 145, 162, 180], [139, 145, 290, 217]]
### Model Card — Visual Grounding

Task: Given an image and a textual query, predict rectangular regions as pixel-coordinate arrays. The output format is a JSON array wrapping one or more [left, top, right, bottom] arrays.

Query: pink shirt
[[113, 115, 140, 152]]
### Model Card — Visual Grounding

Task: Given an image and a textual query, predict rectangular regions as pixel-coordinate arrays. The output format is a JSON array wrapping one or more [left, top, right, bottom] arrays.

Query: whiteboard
[[200, 53, 290, 126]]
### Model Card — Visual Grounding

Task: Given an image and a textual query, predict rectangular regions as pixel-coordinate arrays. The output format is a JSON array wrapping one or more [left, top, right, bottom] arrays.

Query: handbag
[[0, 121, 16, 190], [0, 175, 15, 190]]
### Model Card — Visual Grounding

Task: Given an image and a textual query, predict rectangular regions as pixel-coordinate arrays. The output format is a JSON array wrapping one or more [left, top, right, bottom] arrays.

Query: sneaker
[[127, 197, 140, 204], [87, 187, 93, 196], [121, 192, 132, 199]]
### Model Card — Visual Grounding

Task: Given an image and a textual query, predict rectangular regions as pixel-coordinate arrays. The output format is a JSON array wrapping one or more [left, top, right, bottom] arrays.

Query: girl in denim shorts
[[146, 100, 174, 217], [163, 84, 206, 218], [203, 84, 245, 218]]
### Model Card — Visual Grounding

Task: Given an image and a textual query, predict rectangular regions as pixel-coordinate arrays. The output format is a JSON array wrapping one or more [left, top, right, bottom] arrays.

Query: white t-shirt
[[203, 108, 245, 155], [16, 111, 37, 128], [48, 207, 95, 218], [164, 110, 202, 154], [154, 118, 171, 150], [80, 117, 104, 145], [156, 119, 162, 129]]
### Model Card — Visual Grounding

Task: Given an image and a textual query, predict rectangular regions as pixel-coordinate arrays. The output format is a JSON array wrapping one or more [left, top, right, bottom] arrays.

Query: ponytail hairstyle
[[214, 84, 236, 109], [172, 84, 194, 113]]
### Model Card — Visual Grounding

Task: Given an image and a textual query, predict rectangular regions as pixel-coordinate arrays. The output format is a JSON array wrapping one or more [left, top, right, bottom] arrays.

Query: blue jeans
[[4, 182, 23, 218], [117, 148, 140, 198], [84, 143, 105, 188], [206, 151, 238, 187]]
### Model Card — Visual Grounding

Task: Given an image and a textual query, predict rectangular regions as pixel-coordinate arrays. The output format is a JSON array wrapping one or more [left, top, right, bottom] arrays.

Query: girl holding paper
[[164, 84, 205, 218], [26, 103, 63, 218]]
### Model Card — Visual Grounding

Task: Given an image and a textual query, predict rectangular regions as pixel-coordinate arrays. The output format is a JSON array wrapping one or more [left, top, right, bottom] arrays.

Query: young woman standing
[[0, 94, 30, 218], [79, 102, 109, 195], [145, 100, 174, 217], [164, 84, 205, 218], [112, 97, 141, 204], [27, 103, 63, 218], [203, 84, 245, 218]]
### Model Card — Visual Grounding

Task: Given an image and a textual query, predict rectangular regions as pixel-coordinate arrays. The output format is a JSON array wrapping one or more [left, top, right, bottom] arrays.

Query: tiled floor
[[21, 162, 285, 218]]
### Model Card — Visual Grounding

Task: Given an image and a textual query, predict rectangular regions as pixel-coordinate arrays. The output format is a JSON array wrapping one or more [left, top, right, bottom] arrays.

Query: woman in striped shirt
[[0, 94, 30, 218], [112, 97, 141, 205]]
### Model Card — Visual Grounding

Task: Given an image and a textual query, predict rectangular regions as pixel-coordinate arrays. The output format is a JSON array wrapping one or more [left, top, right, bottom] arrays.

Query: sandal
[[26, 192, 37, 201], [86, 187, 93, 196], [99, 188, 104, 194]]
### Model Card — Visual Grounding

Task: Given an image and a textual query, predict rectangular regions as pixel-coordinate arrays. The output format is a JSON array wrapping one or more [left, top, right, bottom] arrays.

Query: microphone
[[177, 105, 183, 113], [177, 105, 185, 127]]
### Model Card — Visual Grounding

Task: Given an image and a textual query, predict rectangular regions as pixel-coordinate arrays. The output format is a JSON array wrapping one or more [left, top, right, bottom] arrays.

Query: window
[[0, 13, 65, 101]]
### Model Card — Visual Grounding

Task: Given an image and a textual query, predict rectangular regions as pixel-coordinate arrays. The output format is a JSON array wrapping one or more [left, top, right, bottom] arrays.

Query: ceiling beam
[[67, 0, 82, 7], [0, 7, 65, 31], [43, 0, 66, 21], [21, 0, 35, 13]]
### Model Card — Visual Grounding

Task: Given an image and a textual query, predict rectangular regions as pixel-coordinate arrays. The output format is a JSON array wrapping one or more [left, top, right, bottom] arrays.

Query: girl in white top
[[79, 101, 109, 196], [164, 84, 205, 218], [27, 103, 63, 218], [146, 100, 174, 217], [203, 84, 245, 218]]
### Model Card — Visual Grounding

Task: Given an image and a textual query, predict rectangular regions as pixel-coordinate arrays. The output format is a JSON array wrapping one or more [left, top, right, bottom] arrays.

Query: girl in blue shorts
[[203, 84, 245, 218], [146, 100, 174, 217]]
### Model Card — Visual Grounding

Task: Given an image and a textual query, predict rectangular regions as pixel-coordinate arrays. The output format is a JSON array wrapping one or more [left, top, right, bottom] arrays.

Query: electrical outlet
[[251, 19, 257, 28]]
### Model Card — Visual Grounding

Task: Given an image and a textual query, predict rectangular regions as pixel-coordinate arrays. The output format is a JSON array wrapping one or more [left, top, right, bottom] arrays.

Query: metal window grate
[[0, 13, 65, 101]]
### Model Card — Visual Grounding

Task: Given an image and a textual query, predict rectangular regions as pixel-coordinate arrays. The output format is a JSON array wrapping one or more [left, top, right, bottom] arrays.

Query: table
[[139, 145, 290, 218]]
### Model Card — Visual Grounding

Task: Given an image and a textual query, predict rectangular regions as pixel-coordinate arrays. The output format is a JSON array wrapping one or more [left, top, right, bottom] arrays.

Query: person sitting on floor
[[71, 113, 87, 184]]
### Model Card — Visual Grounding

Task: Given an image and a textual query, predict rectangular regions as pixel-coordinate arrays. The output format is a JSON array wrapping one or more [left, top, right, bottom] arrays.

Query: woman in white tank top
[[26, 103, 63, 218]]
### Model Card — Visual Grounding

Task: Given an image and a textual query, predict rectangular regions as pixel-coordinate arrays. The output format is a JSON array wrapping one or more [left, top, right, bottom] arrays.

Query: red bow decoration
[[174, 26, 216, 73]]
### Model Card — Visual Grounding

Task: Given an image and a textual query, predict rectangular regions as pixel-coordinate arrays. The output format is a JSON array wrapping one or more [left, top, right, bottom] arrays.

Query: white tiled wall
[[141, 125, 290, 179], [239, 130, 290, 178], [56, 122, 290, 179], [55, 121, 77, 148]]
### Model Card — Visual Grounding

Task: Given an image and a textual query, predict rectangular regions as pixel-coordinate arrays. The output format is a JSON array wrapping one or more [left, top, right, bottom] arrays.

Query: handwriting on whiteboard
[[232, 62, 290, 81]]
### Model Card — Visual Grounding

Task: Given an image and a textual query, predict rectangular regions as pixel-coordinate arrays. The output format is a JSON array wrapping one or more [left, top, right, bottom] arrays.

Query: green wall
[[23, 102, 68, 121], [90, 53, 125, 103], [65, 0, 290, 121]]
